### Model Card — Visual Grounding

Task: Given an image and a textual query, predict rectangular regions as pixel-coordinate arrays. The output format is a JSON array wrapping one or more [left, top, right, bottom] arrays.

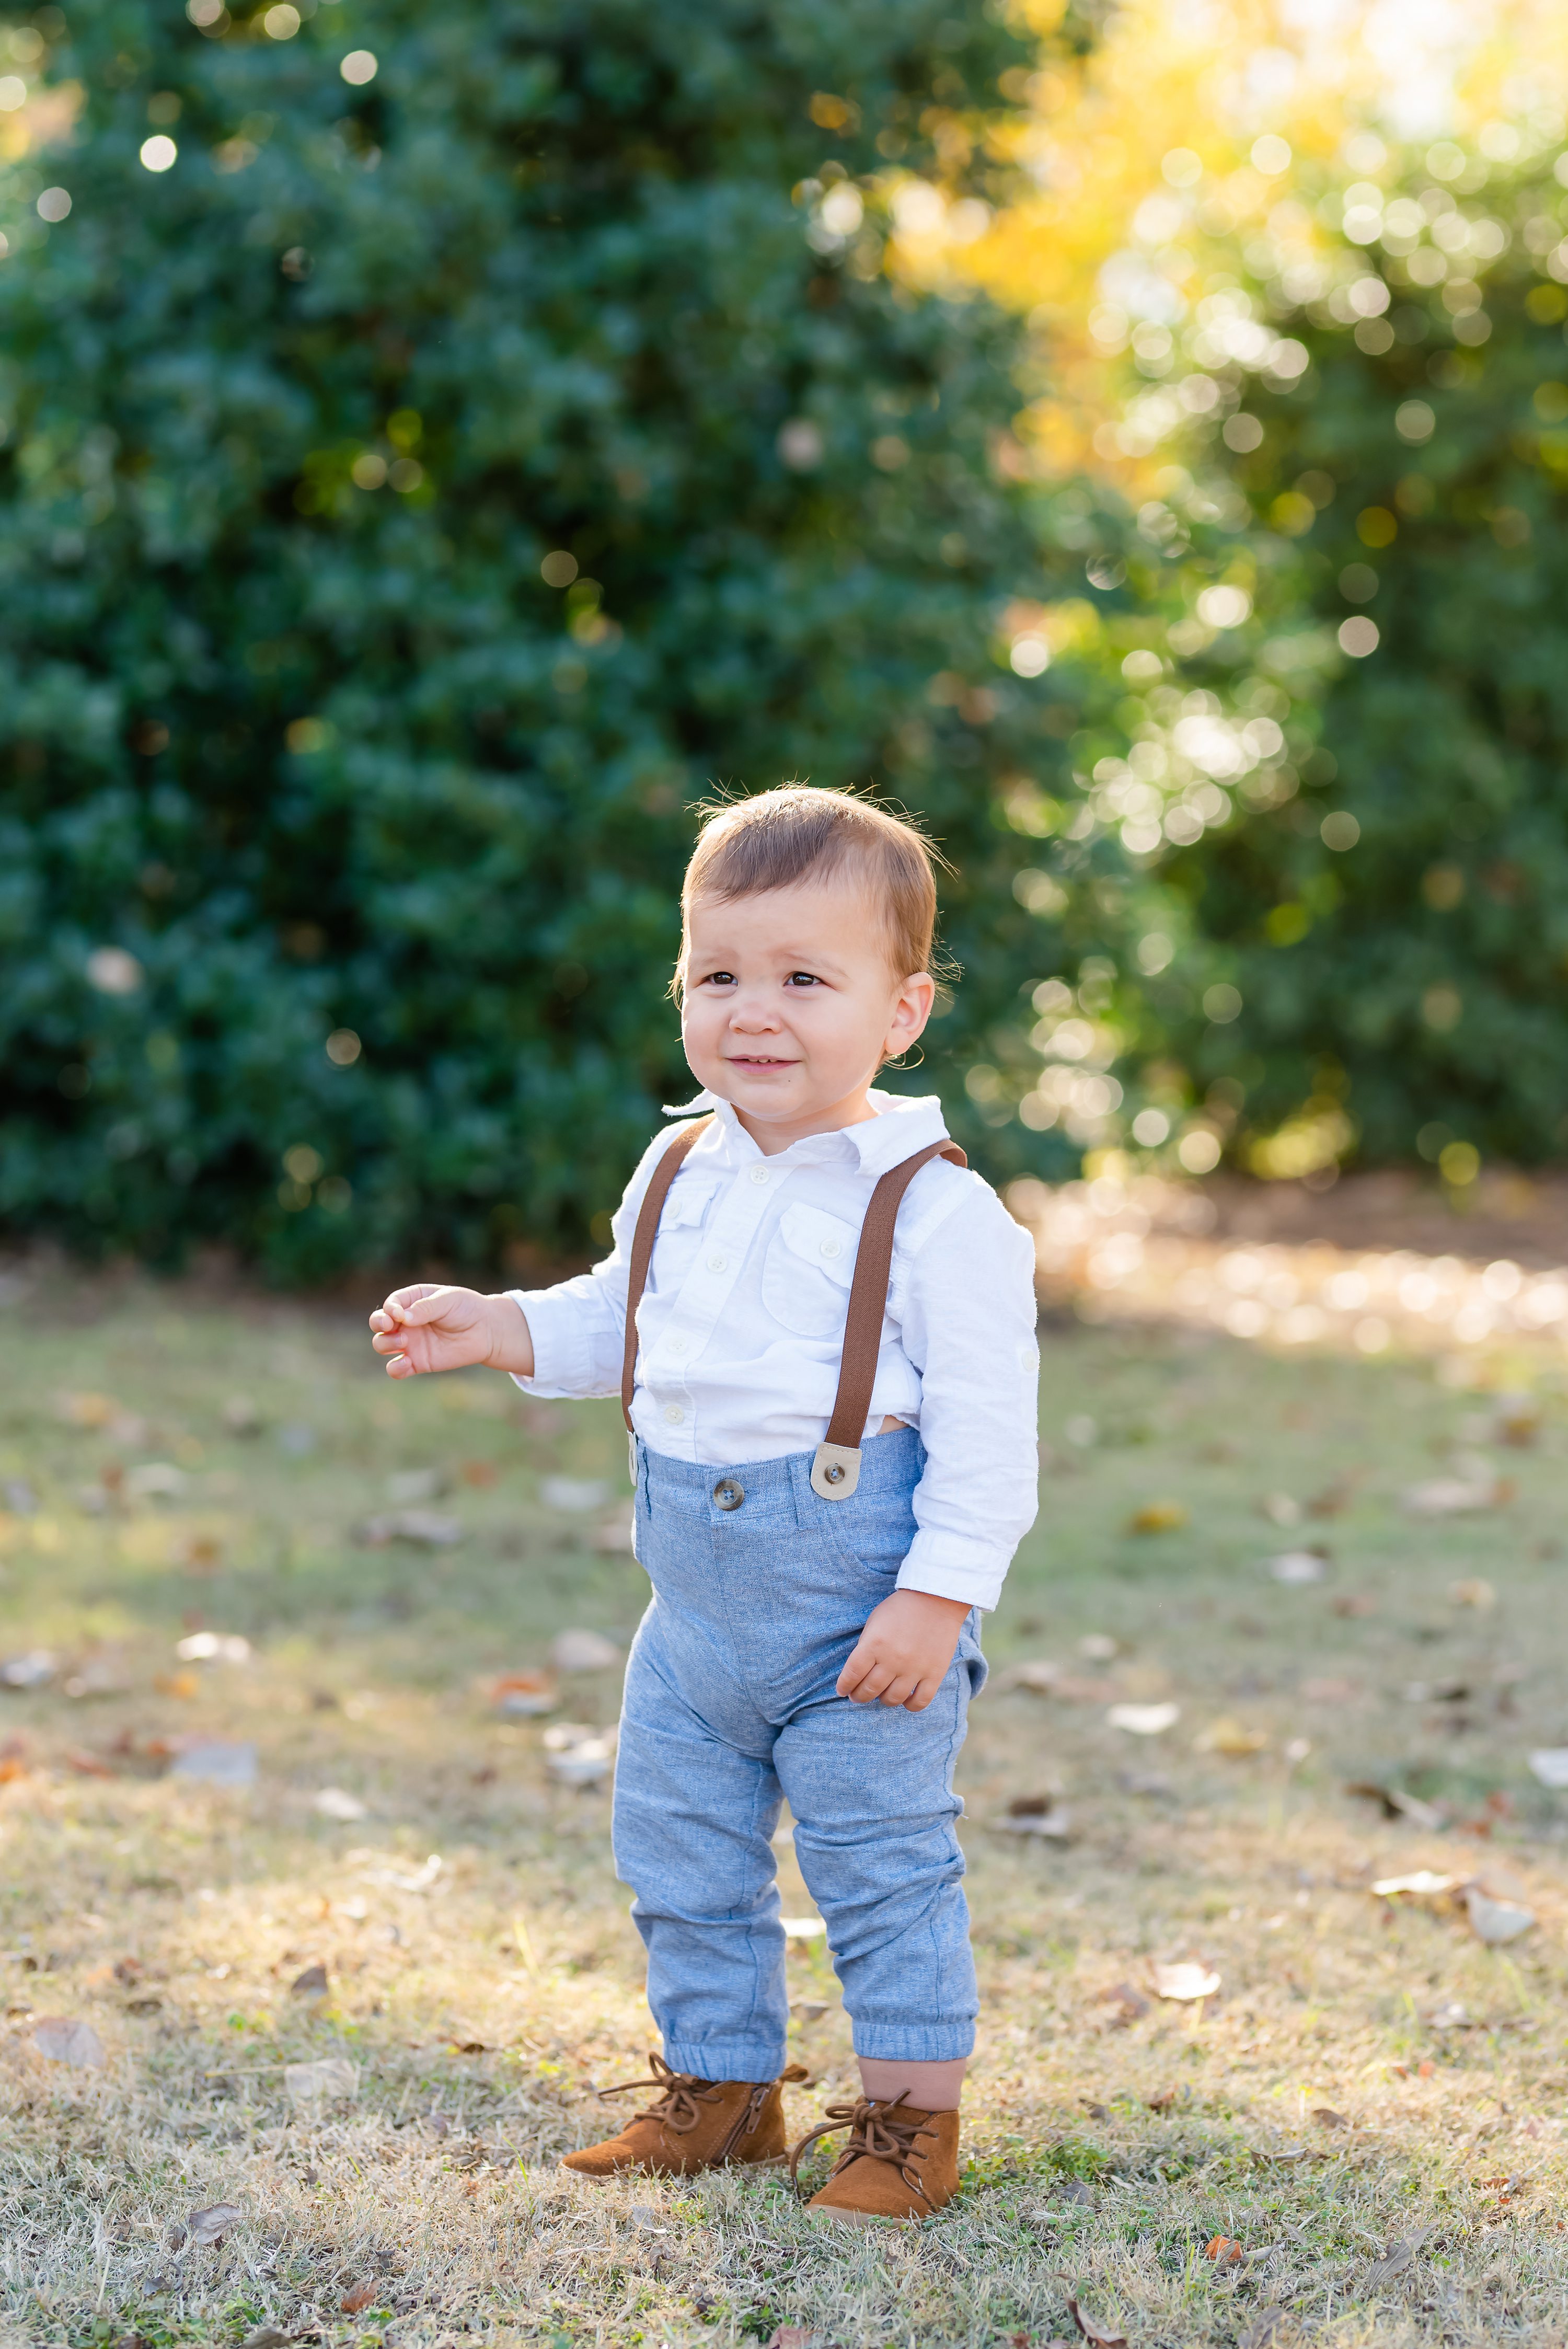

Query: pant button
[[712, 1478, 744, 1511]]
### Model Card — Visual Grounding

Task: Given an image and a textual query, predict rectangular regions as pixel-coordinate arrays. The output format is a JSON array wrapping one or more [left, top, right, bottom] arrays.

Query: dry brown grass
[[1, 1264, 1566, 2347]]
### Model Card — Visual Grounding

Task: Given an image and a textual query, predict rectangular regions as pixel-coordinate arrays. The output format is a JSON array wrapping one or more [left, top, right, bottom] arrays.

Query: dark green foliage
[[0, 0, 1087, 1276], [1104, 139, 1568, 1175]]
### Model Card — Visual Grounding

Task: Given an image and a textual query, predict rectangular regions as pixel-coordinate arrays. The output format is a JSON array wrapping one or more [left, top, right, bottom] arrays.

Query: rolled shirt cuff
[[895, 1531, 1010, 1614], [504, 1287, 603, 1400]]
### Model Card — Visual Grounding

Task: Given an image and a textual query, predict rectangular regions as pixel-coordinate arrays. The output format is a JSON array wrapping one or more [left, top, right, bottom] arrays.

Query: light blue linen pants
[[615, 1427, 985, 2084]]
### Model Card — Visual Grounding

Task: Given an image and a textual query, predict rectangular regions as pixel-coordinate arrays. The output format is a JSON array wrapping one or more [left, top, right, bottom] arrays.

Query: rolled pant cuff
[[663, 2039, 787, 2085], [849, 2023, 976, 2063]]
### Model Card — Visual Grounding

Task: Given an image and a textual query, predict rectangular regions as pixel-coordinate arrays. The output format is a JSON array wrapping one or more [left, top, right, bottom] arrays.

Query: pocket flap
[[776, 1202, 857, 1284], [662, 1175, 718, 1230]]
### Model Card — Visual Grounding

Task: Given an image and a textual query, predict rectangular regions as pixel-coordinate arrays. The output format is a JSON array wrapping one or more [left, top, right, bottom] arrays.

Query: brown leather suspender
[[620, 1120, 967, 1502]]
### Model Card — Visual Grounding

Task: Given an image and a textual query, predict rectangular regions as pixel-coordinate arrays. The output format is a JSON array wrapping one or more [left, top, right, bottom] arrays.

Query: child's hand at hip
[[368, 1286, 535, 1379], [837, 1589, 970, 1713]]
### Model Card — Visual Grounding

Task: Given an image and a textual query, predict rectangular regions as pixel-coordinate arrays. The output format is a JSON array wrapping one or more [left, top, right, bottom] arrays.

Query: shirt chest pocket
[[648, 1176, 719, 1293], [762, 1202, 859, 1340]]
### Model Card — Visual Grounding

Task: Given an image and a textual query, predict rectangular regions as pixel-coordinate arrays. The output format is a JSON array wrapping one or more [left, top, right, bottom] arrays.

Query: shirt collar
[[663, 1089, 951, 1175]]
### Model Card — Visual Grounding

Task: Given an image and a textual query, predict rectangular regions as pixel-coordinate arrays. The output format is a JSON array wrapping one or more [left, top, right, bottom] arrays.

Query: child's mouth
[[727, 1055, 799, 1070]]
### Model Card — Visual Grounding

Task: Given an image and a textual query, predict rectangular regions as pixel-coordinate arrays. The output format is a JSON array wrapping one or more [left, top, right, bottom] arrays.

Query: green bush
[[0, 0, 1107, 1278], [1049, 125, 1568, 1181]]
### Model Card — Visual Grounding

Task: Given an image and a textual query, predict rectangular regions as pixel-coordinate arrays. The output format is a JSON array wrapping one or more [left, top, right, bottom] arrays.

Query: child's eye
[[783, 971, 822, 988], [698, 969, 736, 987]]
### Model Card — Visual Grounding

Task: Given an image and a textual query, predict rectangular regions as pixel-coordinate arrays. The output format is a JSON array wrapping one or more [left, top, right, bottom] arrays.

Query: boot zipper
[[714, 2081, 769, 2164]]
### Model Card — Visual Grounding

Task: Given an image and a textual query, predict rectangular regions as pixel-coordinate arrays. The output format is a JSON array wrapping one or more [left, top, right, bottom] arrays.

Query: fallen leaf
[[1331, 1593, 1376, 1617], [1153, 1961, 1220, 2001], [291, 1963, 330, 1996], [1204, 2234, 1242, 2263], [1, 1650, 56, 1688], [153, 1672, 199, 1699], [994, 1657, 1064, 1694], [1079, 1633, 1119, 1662], [1347, 1784, 1448, 1831], [489, 1670, 557, 1717], [1528, 1748, 1568, 1789], [1362, 2231, 1425, 2291], [1301, 1677, 1358, 1703], [1312, 2106, 1348, 2129], [1370, 1871, 1459, 1899], [1400, 1477, 1504, 1517], [1267, 1550, 1326, 1585], [543, 1720, 616, 1786], [170, 1740, 257, 1787], [57, 1389, 118, 1429], [1239, 2313, 1289, 2349], [459, 1458, 498, 1487], [341, 2285, 376, 2314], [1425, 1999, 1471, 2029], [284, 2056, 359, 2102], [355, 1510, 464, 1548], [549, 1627, 621, 1673], [312, 1787, 367, 1822], [1449, 1577, 1495, 1609], [1108, 1701, 1180, 1736], [32, 2016, 106, 2067], [1465, 1886, 1535, 1944], [1127, 1500, 1187, 1534], [1147, 2087, 1178, 2111], [175, 1631, 251, 1664], [763, 2330, 811, 2349], [66, 1749, 116, 1778], [1261, 1492, 1300, 1526], [239, 2330, 292, 2349], [187, 2201, 244, 2247], [387, 1467, 448, 1505], [1096, 1982, 1150, 2022], [1194, 1717, 1268, 1757], [1080, 2099, 1111, 2120], [541, 1476, 611, 1512], [995, 1798, 1073, 1840], [1066, 2296, 1127, 2347]]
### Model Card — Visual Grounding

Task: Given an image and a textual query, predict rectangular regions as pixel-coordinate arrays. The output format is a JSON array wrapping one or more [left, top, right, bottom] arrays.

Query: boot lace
[[595, 2052, 728, 2137], [787, 2092, 935, 2206]]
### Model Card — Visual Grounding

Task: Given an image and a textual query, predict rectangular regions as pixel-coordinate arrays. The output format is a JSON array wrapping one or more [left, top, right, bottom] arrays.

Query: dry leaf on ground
[[1108, 1701, 1180, 1736], [291, 1962, 330, 1996], [1370, 1871, 1459, 1899], [1312, 2106, 1348, 2129], [175, 1631, 251, 1663], [187, 2202, 244, 2247], [1066, 2295, 1127, 2347], [995, 1797, 1072, 1840], [1096, 1981, 1150, 2023], [1267, 1551, 1326, 1585], [1425, 1999, 1471, 2029], [1465, 1886, 1535, 1944], [542, 1721, 616, 1784], [32, 2017, 106, 2067], [312, 1787, 367, 1822], [1449, 1577, 1496, 1609], [763, 2330, 811, 2349], [1346, 1782, 1447, 1830], [1205, 2234, 1243, 2263], [170, 1740, 257, 1787], [549, 1628, 621, 1673], [1127, 1500, 1187, 1534], [341, 2285, 377, 2314], [284, 2056, 359, 2102], [489, 1670, 557, 1716], [541, 1476, 611, 1513], [1362, 2231, 1425, 2290], [1400, 1477, 1505, 1516], [355, 1509, 463, 1548], [1194, 1718, 1268, 1757], [1153, 1961, 1220, 2001]]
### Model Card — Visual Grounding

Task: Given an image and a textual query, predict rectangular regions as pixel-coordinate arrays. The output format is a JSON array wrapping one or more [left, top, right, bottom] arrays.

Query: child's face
[[682, 878, 935, 1142]]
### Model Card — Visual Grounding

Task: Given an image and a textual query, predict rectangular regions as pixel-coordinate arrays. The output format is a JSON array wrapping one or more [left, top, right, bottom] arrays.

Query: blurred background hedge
[[3, 0, 1566, 1276]]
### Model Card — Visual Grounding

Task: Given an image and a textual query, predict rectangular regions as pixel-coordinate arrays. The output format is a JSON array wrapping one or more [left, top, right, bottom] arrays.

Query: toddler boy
[[370, 786, 1039, 2218]]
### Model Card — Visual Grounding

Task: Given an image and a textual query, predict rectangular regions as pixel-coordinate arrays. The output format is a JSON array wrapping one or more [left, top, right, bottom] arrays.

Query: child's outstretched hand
[[837, 1589, 970, 1714], [368, 1285, 534, 1380]]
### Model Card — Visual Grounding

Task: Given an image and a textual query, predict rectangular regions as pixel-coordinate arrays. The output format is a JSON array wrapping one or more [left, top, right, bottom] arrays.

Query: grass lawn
[[1, 1267, 1565, 2347]]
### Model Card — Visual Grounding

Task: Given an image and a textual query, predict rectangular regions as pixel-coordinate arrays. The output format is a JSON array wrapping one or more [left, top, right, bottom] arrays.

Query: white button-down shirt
[[509, 1090, 1039, 1610]]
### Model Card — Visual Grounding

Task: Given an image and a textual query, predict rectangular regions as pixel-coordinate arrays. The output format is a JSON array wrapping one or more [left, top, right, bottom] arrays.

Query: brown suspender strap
[[619, 1119, 967, 1503], [621, 1118, 713, 1431], [810, 1137, 966, 1500]]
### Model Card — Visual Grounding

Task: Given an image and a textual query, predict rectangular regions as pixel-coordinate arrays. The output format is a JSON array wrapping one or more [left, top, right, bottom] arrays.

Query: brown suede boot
[[789, 2094, 961, 2221], [561, 2053, 806, 2179]]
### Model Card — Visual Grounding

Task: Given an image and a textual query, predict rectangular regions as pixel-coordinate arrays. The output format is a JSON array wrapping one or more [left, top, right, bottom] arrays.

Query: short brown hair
[[681, 786, 947, 981]]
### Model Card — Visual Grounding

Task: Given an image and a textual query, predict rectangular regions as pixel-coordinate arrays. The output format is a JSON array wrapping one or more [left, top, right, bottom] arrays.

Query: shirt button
[[748, 1166, 770, 1185], [665, 1333, 689, 1356], [663, 1404, 685, 1426], [820, 1238, 842, 1259], [707, 1252, 728, 1273]]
